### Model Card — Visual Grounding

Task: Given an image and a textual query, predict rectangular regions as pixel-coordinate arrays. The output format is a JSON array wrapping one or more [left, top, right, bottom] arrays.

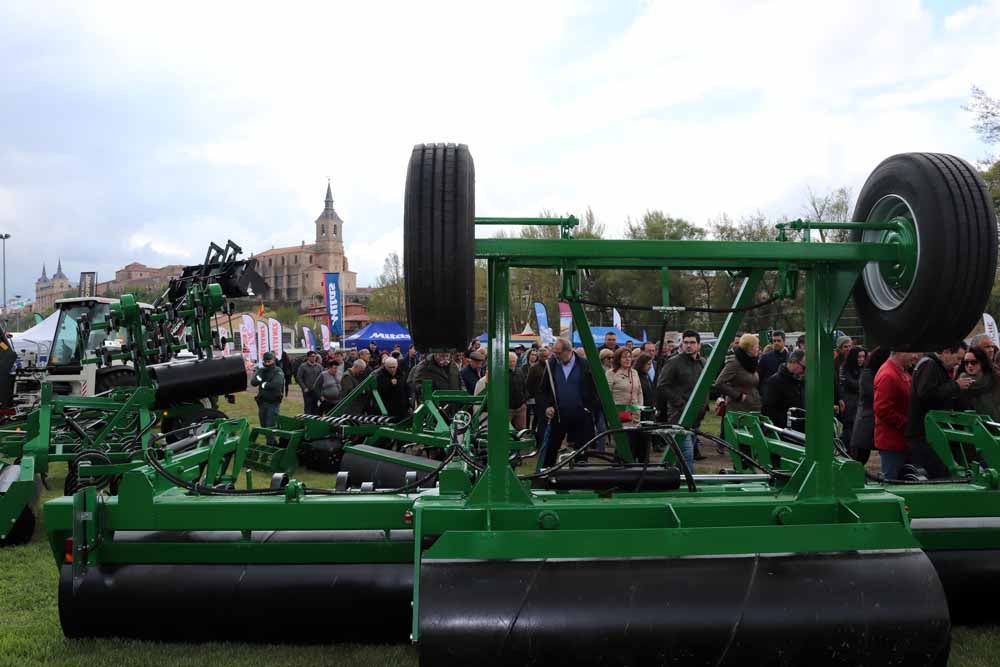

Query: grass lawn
[[1, 394, 998, 665]]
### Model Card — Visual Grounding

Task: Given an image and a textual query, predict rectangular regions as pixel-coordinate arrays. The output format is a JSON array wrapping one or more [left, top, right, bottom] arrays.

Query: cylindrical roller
[[924, 549, 1000, 624], [418, 551, 950, 666], [341, 446, 437, 489], [60, 532, 413, 642], [299, 438, 344, 473], [538, 467, 680, 491], [149, 355, 247, 408]]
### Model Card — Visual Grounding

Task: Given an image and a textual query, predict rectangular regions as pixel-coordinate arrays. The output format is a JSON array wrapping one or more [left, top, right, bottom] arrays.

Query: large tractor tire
[[404, 143, 475, 352], [852, 153, 998, 349], [95, 368, 136, 394]]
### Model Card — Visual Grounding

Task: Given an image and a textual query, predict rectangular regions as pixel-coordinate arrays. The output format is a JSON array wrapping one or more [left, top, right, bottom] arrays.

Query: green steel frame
[[45, 214, 946, 644], [722, 409, 1000, 552]]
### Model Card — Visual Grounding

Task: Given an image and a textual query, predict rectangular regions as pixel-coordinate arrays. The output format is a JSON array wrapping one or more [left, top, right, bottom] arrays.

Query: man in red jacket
[[873, 350, 920, 479]]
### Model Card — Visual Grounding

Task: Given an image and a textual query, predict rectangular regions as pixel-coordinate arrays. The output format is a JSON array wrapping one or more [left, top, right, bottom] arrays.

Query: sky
[[1, 0, 999, 304]]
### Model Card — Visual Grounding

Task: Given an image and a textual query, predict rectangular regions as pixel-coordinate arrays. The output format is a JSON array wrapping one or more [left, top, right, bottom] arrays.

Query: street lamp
[[0, 233, 9, 317]]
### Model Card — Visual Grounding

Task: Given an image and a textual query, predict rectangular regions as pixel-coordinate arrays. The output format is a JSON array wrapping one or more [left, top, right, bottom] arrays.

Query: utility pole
[[0, 233, 9, 318]]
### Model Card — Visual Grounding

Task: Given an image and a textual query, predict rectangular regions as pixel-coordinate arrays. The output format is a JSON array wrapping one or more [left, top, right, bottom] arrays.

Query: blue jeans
[[880, 449, 908, 480], [678, 433, 695, 473], [258, 400, 281, 444]]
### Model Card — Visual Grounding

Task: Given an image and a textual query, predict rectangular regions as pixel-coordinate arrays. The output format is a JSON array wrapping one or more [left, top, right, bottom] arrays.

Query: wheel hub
[[862, 195, 920, 311]]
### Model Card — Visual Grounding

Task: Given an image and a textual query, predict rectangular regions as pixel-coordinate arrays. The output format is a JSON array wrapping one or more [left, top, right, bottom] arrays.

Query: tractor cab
[[45, 297, 151, 396]]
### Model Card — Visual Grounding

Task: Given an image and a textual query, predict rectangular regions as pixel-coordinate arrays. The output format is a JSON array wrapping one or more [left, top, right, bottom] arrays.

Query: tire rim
[[861, 194, 920, 311]]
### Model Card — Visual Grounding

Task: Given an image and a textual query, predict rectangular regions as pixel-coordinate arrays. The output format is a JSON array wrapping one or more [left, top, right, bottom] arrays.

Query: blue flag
[[302, 326, 317, 351], [534, 302, 555, 345], [324, 272, 343, 337]]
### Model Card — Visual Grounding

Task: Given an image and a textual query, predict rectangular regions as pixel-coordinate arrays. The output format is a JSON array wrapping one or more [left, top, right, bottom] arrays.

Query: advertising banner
[[268, 318, 282, 359], [324, 272, 343, 337]]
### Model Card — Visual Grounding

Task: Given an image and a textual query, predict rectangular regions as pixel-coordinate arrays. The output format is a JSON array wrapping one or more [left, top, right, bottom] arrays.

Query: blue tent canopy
[[344, 321, 412, 352], [572, 326, 642, 347]]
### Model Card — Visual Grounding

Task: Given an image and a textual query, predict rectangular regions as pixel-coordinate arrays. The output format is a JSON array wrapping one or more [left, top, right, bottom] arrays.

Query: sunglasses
[[965, 359, 980, 366]]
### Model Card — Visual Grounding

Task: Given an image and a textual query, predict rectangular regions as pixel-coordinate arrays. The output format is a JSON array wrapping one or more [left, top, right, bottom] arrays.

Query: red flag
[[257, 302, 265, 318]]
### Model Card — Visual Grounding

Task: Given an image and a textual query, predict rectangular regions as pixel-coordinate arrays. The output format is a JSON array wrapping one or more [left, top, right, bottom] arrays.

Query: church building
[[255, 183, 358, 307], [35, 260, 74, 311]]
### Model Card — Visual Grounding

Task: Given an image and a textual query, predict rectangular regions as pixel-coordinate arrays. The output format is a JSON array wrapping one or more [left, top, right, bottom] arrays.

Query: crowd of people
[[251, 328, 1000, 480]]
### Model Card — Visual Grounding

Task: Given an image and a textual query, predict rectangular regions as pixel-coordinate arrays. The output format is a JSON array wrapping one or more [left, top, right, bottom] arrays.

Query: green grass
[[1, 394, 998, 665]]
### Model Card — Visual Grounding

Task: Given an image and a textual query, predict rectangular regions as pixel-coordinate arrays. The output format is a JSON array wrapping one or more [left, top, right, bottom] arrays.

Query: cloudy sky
[[1, 0, 999, 303]]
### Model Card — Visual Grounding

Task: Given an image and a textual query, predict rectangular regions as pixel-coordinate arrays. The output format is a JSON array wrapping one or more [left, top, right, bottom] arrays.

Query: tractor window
[[49, 304, 113, 367]]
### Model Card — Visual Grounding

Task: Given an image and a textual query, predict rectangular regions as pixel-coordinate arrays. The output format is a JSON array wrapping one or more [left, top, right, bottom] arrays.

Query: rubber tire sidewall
[[851, 153, 998, 350]]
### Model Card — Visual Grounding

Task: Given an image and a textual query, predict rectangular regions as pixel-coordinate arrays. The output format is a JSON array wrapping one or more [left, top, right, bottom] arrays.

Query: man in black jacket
[[761, 349, 805, 429], [536, 337, 598, 467], [656, 330, 706, 470], [251, 352, 285, 444], [757, 330, 788, 385], [907, 345, 971, 478]]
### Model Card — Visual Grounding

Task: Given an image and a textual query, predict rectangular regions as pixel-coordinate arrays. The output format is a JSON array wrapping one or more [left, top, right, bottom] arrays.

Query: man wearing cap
[[761, 349, 806, 428], [463, 348, 487, 394], [251, 351, 285, 443]]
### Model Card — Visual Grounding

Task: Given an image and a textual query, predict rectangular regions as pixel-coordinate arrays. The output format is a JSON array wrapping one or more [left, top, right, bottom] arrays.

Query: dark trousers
[[541, 414, 595, 467], [257, 400, 281, 445], [302, 389, 320, 416], [908, 437, 949, 479]]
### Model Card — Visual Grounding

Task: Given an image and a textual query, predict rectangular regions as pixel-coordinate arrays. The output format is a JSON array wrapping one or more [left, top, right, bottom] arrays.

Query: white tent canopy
[[11, 311, 59, 366]]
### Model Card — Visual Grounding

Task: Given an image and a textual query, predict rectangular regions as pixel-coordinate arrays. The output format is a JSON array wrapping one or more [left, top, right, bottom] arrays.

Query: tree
[[804, 186, 853, 242], [367, 252, 407, 324], [967, 86, 1000, 146], [625, 210, 706, 241]]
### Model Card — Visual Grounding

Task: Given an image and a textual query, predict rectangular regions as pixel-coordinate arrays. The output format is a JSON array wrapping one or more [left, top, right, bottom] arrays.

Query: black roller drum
[[149, 355, 247, 407], [419, 550, 951, 666]]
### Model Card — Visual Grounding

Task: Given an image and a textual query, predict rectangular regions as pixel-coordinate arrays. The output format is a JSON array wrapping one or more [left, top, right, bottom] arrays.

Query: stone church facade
[[254, 183, 358, 307], [34, 260, 75, 311]]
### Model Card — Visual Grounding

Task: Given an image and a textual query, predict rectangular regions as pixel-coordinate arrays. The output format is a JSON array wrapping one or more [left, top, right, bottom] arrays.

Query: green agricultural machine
[[46, 145, 997, 665], [0, 241, 265, 546]]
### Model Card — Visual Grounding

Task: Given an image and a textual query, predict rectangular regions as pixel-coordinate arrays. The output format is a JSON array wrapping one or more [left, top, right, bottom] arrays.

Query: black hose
[[656, 431, 697, 492], [687, 426, 792, 479]]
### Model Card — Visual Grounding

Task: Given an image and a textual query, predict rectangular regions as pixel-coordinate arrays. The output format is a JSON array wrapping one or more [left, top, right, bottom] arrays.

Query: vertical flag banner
[[241, 314, 258, 363], [534, 302, 555, 346], [984, 313, 1000, 347], [324, 273, 343, 337], [642, 329, 648, 343], [257, 320, 269, 357], [558, 302, 572, 339], [268, 318, 283, 359], [302, 326, 317, 351], [320, 324, 331, 351], [612, 308, 622, 330]]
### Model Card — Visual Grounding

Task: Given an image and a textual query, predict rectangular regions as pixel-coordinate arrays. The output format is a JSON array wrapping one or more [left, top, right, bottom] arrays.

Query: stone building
[[96, 261, 185, 297], [34, 260, 75, 311], [255, 183, 358, 307]]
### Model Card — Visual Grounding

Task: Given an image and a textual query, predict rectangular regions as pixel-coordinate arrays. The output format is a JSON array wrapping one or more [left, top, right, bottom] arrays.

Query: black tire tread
[[852, 152, 997, 349], [404, 143, 475, 351]]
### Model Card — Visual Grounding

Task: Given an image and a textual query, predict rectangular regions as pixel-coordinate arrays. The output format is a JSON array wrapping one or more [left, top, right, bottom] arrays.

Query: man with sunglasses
[[758, 330, 788, 385]]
